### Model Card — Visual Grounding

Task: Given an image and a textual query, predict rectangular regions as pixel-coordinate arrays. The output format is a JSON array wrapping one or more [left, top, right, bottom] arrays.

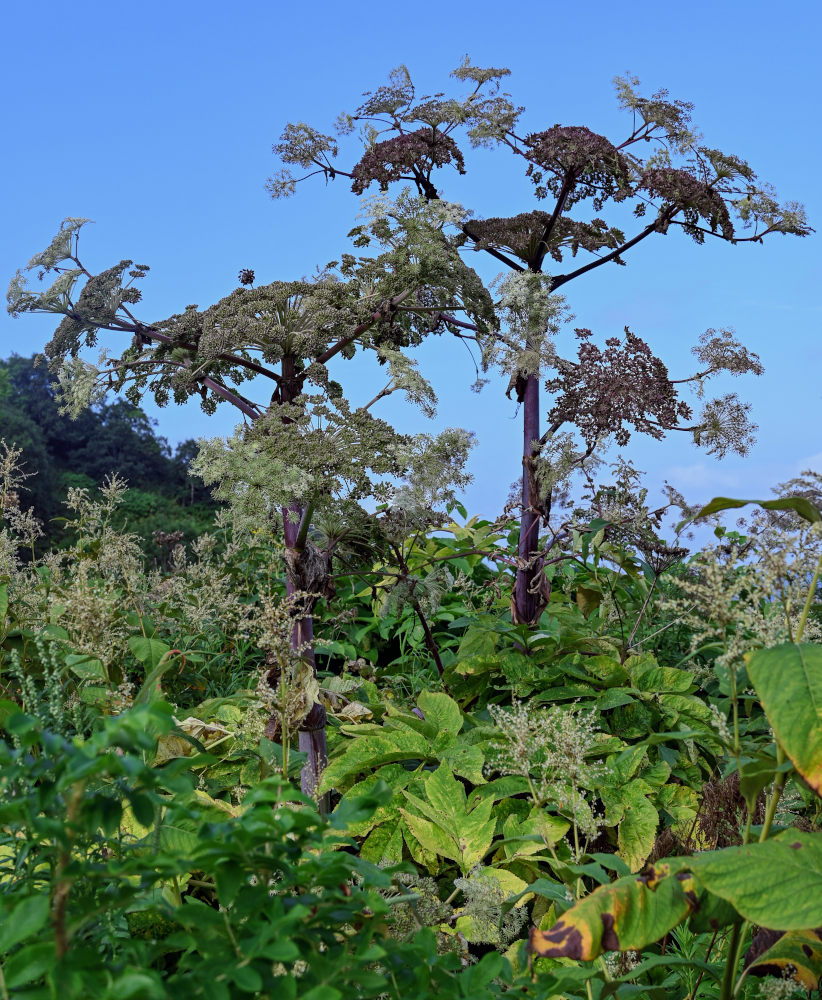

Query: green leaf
[[129, 637, 174, 705], [231, 963, 263, 992], [747, 643, 822, 796], [626, 654, 694, 694], [65, 652, 106, 679], [529, 860, 696, 960], [597, 689, 635, 711], [513, 877, 573, 907], [0, 698, 20, 728], [677, 494, 822, 532], [2, 941, 53, 988], [618, 792, 659, 873], [424, 764, 466, 828], [584, 656, 629, 688], [0, 895, 50, 953], [301, 987, 343, 1000], [108, 972, 167, 1000], [400, 809, 455, 859], [588, 853, 632, 878], [417, 690, 462, 736], [361, 816, 404, 864], [499, 811, 570, 859], [439, 742, 486, 784], [656, 784, 699, 826], [329, 779, 392, 830], [0, 582, 7, 626], [467, 776, 531, 807], [690, 831, 822, 930], [456, 625, 499, 661], [738, 754, 790, 812], [129, 636, 171, 670], [332, 766, 411, 837], [400, 764, 496, 874], [319, 730, 431, 793]]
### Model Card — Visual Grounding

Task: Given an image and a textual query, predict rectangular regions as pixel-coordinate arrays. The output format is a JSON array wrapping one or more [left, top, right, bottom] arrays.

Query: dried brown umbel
[[547, 327, 692, 448], [640, 167, 734, 242], [350, 128, 466, 196]]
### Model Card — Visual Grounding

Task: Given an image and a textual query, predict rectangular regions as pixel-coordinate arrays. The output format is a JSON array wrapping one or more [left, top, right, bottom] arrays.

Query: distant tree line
[[0, 354, 217, 555]]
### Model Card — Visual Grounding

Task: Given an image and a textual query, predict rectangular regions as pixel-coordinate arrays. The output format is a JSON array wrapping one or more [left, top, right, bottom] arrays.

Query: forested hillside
[[0, 355, 217, 555]]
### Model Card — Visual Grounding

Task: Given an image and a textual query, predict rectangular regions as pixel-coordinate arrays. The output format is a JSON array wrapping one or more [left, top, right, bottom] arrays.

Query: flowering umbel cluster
[[487, 699, 607, 844]]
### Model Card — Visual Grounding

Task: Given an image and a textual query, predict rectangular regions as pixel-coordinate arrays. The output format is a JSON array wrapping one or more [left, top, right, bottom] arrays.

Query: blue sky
[[2, 0, 820, 530]]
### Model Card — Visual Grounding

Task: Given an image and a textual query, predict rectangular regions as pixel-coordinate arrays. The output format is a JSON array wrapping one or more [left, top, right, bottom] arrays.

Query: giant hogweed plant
[[271, 56, 810, 626], [6, 207, 495, 799], [8, 60, 810, 802]]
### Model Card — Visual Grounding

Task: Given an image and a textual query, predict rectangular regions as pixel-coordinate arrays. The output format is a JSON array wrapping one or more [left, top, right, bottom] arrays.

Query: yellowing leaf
[[747, 643, 822, 796], [529, 861, 696, 961], [319, 730, 431, 793], [336, 701, 373, 723], [401, 764, 496, 874], [618, 791, 659, 873], [746, 928, 822, 989], [417, 690, 462, 736], [576, 585, 602, 619]]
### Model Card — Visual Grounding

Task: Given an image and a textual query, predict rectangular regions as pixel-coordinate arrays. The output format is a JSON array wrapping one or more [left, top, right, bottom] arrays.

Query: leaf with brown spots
[[529, 860, 697, 961], [746, 927, 822, 990]]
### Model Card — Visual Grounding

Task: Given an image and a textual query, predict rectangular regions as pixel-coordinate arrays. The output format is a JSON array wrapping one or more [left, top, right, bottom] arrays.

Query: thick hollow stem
[[513, 372, 546, 626]]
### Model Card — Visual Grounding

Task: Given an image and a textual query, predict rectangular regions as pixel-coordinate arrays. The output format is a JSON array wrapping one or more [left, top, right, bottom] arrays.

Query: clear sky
[[2, 0, 820, 530]]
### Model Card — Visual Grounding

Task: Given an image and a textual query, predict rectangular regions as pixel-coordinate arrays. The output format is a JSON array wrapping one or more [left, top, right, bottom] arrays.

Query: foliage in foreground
[[1, 467, 821, 998]]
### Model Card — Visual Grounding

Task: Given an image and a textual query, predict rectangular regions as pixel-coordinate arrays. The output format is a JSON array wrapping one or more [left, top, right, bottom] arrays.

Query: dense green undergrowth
[[1, 467, 821, 999]]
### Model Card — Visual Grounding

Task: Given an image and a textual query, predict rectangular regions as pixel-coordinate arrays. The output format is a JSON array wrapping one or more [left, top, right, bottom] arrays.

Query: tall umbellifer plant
[[270, 58, 811, 625], [6, 207, 495, 798]]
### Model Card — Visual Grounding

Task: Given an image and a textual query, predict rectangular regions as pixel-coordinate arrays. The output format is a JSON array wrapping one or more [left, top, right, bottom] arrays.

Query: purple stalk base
[[281, 506, 329, 811], [512, 373, 550, 626]]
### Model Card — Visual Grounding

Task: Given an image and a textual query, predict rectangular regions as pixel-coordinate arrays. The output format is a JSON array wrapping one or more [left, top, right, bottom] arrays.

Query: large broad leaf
[[747, 643, 822, 796], [439, 742, 486, 784], [0, 895, 50, 954], [746, 928, 822, 989], [618, 791, 659, 874], [129, 636, 171, 671], [319, 730, 431, 793], [497, 810, 570, 861], [677, 495, 822, 532], [65, 652, 106, 680], [361, 816, 404, 864], [690, 831, 822, 930], [400, 764, 496, 874], [333, 766, 416, 838], [417, 691, 462, 736], [529, 860, 696, 960], [626, 654, 694, 694]]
